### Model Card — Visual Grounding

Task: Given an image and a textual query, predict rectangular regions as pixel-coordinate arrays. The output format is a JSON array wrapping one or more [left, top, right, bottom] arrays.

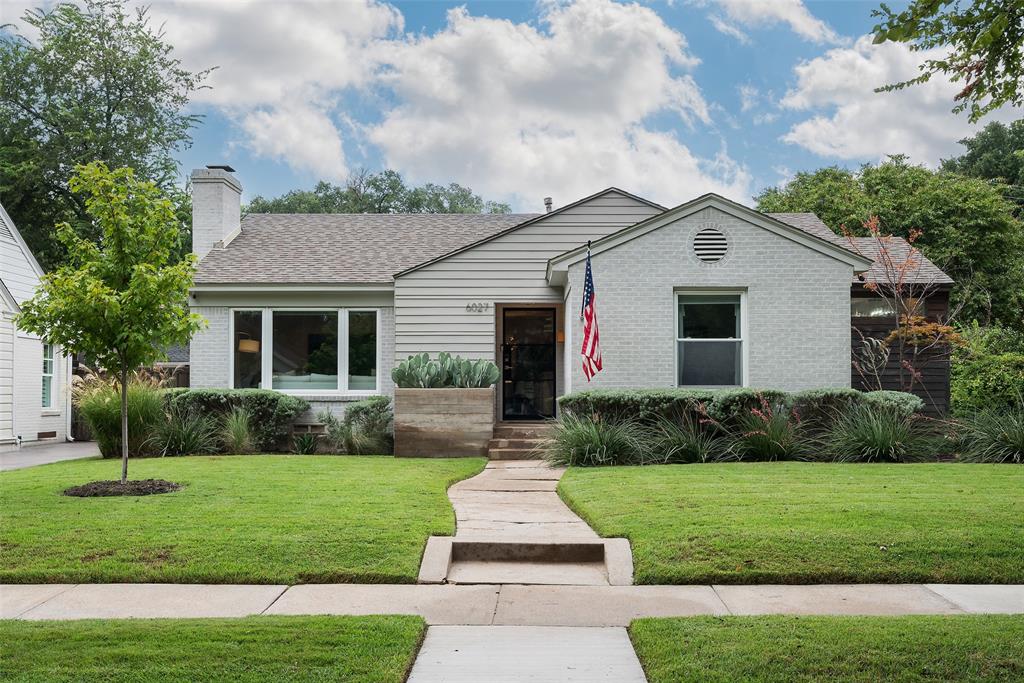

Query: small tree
[[16, 162, 203, 484]]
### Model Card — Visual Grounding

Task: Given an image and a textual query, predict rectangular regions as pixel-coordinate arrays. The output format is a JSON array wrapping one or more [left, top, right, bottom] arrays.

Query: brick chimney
[[191, 165, 241, 260]]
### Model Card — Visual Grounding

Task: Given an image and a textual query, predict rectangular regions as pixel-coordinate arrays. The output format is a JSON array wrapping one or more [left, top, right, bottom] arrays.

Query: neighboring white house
[[0, 202, 71, 450], [187, 165, 951, 422]]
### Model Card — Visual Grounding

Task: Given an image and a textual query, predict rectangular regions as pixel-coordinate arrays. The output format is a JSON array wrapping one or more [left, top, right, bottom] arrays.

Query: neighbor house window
[[273, 311, 339, 391], [676, 294, 742, 386], [233, 310, 263, 389], [347, 310, 378, 391], [41, 343, 54, 408], [851, 297, 921, 318]]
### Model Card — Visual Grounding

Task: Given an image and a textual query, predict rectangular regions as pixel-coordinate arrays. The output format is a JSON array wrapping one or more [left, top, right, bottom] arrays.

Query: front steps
[[487, 423, 551, 460]]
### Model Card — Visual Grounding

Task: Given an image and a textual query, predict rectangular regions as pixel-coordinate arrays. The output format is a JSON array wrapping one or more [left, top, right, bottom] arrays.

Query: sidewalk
[[4, 582, 1022, 622]]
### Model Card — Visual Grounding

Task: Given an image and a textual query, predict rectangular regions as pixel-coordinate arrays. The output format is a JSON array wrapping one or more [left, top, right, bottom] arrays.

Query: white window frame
[[228, 307, 382, 396], [674, 290, 748, 388], [41, 342, 54, 409]]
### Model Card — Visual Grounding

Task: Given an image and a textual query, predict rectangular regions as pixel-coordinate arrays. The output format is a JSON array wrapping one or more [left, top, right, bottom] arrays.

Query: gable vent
[[693, 227, 728, 262]]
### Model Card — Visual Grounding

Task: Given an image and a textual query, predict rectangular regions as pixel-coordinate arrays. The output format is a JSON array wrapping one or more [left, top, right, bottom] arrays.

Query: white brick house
[[188, 166, 951, 421], [0, 203, 71, 450]]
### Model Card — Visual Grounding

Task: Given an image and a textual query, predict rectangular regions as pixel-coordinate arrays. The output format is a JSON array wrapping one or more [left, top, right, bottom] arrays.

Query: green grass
[[559, 463, 1023, 584], [0, 615, 424, 682], [0, 455, 484, 584], [630, 615, 1024, 683]]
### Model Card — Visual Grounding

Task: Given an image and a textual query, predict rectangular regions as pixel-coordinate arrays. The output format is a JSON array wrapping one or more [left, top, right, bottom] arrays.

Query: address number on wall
[[465, 302, 492, 313]]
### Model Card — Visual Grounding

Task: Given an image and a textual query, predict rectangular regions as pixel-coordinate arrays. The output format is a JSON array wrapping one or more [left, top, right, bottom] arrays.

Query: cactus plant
[[391, 353, 499, 388]]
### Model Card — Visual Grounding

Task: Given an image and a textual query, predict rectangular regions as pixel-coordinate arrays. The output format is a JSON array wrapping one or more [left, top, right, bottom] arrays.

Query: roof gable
[[546, 193, 875, 283]]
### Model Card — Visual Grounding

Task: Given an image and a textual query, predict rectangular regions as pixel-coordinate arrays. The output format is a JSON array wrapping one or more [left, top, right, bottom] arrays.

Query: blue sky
[[6, 0, 1015, 210]]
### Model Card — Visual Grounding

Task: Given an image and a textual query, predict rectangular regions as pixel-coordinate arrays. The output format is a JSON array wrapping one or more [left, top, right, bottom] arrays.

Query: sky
[[2, 0, 1020, 211]]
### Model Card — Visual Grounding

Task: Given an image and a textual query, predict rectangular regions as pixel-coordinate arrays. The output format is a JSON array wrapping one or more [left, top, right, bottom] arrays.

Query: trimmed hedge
[[558, 387, 924, 428], [162, 389, 310, 452], [951, 353, 1024, 416]]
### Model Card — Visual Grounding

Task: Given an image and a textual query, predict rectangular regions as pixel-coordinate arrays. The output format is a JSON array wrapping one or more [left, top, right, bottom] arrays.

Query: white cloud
[[368, 0, 750, 207], [780, 36, 1018, 164], [738, 84, 758, 112], [240, 100, 348, 180], [696, 0, 844, 45]]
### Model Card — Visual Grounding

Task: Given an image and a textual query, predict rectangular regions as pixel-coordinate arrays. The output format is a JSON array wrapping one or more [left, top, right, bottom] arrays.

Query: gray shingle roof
[[194, 213, 537, 285], [849, 237, 954, 285]]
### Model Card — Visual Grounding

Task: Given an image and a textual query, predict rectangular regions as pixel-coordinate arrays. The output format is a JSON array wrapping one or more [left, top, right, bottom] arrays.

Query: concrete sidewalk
[[4, 583, 1022, 622], [0, 441, 99, 471]]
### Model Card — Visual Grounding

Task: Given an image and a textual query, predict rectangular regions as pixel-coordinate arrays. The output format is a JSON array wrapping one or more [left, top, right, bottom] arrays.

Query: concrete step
[[493, 423, 553, 440], [487, 438, 546, 449], [488, 448, 546, 461]]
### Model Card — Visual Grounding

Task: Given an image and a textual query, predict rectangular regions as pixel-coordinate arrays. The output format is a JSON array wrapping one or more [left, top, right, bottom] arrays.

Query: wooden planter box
[[393, 387, 494, 457]]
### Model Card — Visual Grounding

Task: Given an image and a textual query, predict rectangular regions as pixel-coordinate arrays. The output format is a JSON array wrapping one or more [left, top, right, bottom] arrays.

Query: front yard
[[0, 455, 484, 584], [0, 615, 424, 682], [630, 615, 1024, 683], [559, 463, 1023, 584]]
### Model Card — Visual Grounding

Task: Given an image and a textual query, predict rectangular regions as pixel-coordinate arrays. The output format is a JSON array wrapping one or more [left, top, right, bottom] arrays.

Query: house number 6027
[[465, 302, 492, 313]]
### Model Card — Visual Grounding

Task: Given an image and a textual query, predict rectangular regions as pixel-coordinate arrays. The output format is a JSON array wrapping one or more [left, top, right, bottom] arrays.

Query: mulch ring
[[63, 479, 183, 498]]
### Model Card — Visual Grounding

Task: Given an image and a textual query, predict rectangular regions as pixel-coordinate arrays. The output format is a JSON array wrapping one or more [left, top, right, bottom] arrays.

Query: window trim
[[41, 342, 54, 409], [228, 307, 382, 396], [674, 290, 748, 388]]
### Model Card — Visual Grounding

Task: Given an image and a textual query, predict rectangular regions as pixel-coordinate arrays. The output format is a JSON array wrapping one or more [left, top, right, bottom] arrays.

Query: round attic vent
[[694, 227, 728, 262]]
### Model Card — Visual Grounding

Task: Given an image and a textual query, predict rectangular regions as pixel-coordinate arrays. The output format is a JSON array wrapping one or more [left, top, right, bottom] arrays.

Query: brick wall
[[566, 206, 854, 392]]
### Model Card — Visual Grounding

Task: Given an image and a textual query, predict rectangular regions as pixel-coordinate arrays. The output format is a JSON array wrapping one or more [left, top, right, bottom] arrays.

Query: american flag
[[580, 248, 602, 381]]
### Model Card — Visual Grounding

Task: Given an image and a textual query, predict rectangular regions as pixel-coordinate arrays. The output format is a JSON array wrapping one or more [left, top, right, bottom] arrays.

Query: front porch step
[[488, 448, 546, 461], [493, 423, 553, 440]]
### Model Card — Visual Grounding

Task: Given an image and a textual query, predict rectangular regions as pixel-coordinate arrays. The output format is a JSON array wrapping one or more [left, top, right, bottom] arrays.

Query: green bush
[[950, 353, 1024, 416], [163, 389, 309, 452], [726, 396, 810, 461], [558, 388, 713, 424], [957, 408, 1024, 463], [318, 396, 394, 455], [824, 404, 937, 463], [651, 411, 730, 464], [543, 413, 652, 467], [790, 387, 865, 428], [220, 407, 254, 454], [152, 405, 219, 456], [292, 432, 320, 455], [76, 378, 164, 458], [862, 390, 926, 419]]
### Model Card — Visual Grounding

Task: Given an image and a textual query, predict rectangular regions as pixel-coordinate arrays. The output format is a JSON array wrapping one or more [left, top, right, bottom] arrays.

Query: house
[[0, 203, 71, 450], [188, 165, 953, 423]]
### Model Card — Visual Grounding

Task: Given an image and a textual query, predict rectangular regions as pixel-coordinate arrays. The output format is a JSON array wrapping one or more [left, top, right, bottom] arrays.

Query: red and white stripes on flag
[[580, 249, 602, 381]]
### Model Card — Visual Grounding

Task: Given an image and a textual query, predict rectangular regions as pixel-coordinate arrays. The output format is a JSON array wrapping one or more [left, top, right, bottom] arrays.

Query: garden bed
[[0, 455, 484, 584], [559, 463, 1024, 584]]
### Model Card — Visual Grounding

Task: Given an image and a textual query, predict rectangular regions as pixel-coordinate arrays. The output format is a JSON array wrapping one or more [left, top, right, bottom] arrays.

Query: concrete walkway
[[4, 583, 1022, 622], [0, 441, 99, 471]]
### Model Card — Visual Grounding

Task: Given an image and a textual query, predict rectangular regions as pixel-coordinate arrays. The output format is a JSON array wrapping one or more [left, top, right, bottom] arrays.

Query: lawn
[[0, 455, 484, 584], [0, 615, 424, 682], [630, 615, 1024, 683], [559, 463, 1024, 584]]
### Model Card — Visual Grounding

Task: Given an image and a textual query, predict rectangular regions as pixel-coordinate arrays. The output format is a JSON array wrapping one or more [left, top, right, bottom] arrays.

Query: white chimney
[[191, 165, 241, 260]]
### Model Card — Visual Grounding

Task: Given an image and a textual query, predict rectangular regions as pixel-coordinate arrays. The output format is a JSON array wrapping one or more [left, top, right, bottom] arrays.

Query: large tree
[[0, 0, 208, 270], [247, 169, 512, 215], [941, 119, 1024, 209], [756, 156, 1024, 328], [16, 163, 202, 485], [872, 0, 1024, 121]]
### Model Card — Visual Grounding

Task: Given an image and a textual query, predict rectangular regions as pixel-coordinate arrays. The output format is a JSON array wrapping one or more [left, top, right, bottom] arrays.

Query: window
[[233, 310, 263, 388], [231, 308, 379, 393], [273, 311, 339, 391], [41, 343, 54, 408], [851, 297, 921, 318], [677, 294, 742, 386]]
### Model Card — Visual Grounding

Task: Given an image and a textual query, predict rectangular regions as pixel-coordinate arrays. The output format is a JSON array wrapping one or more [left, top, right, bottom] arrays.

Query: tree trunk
[[120, 368, 129, 485]]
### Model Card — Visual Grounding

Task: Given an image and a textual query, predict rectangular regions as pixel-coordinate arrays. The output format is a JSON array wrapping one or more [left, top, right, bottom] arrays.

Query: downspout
[[64, 349, 74, 442]]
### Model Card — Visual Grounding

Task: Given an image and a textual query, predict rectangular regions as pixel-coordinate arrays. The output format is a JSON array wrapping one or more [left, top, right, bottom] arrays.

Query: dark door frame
[[495, 303, 562, 422]]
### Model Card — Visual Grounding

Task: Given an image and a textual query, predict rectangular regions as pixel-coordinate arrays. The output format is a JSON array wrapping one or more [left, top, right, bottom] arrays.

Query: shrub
[[790, 388, 865, 429], [559, 388, 790, 427], [950, 353, 1024, 416], [292, 432, 319, 455], [75, 374, 164, 458], [726, 396, 810, 461], [957, 408, 1024, 464], [862, 390, 926, 419], [152, 405, 219, 456], [391, 352, 499, 388], [221, 407, 254, 454], [318, 396, 394, 455], [651, 410, 730, 464], [824, 404, 937, 463], [163, 389, 309, 451], [543, 413, 652, 467]]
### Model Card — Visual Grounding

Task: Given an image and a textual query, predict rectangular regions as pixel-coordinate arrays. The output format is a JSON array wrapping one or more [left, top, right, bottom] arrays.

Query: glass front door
[[501, 308, 556, 420]]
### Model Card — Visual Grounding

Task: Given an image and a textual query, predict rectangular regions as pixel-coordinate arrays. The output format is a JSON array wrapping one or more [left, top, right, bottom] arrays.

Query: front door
[[501, 308, 557, 421]]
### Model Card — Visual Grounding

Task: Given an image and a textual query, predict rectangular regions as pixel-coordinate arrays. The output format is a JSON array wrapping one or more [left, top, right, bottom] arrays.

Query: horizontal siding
[[1, 238, 41, 304], [0, 313, 13, 440], [394, 190, 662, 361]]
